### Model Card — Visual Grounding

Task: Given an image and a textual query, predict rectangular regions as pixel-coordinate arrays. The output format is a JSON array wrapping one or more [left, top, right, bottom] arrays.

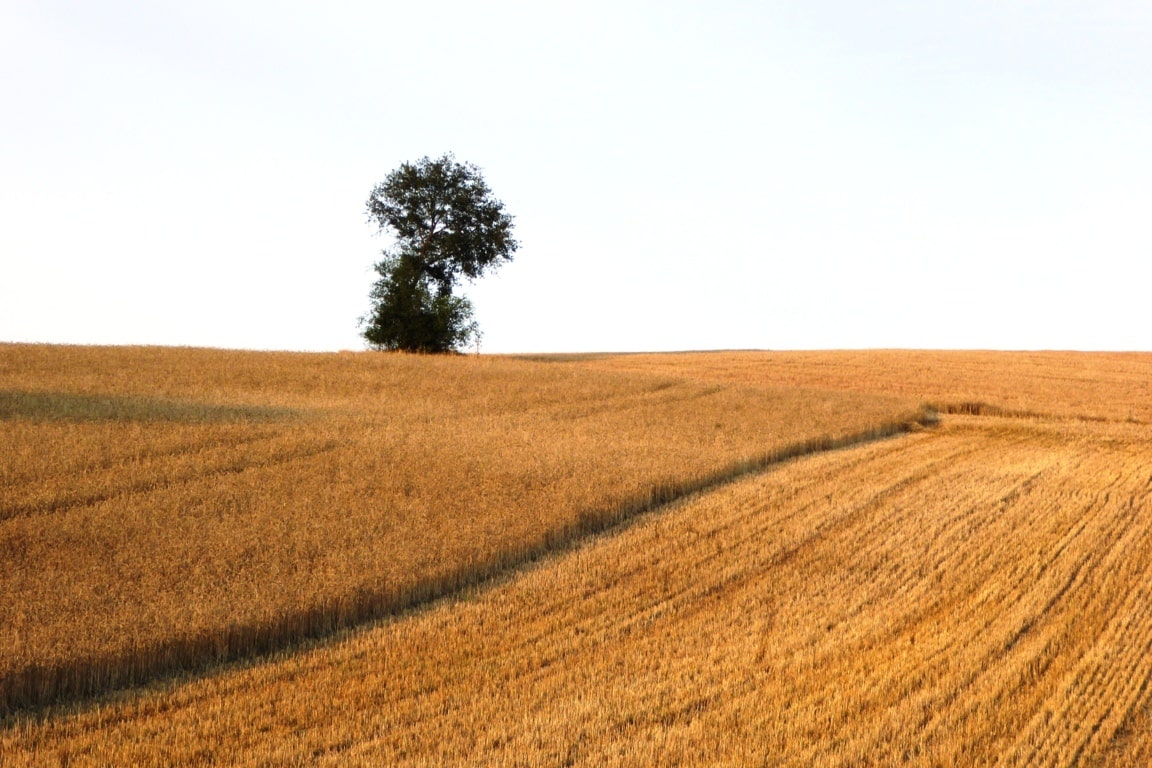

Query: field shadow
[[0, 390, 295, 424]]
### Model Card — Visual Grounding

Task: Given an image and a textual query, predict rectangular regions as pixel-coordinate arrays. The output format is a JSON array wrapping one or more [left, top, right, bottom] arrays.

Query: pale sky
[[3, 1, 1150, 353]]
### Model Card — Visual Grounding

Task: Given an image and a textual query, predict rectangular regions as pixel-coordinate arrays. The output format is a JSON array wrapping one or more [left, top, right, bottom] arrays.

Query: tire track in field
[[801, 426, 1152, 765], [0, 436, 341, 521], [848, 435, 1147, 762], [753, 430, 1067, 747], [698, 419, 1152, 766], [997, 463, 1152, 767], [1, 429, 283, 518], [1, 429, 278, 489], [903, 458, 1143, 759]]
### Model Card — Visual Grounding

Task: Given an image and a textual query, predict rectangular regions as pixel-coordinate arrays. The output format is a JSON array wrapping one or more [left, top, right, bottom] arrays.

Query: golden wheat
[[5, 415, 1149, 766], [578, 349, 1152, 422], [0, 344, 921, 715], [6, 346, 1152, 765]]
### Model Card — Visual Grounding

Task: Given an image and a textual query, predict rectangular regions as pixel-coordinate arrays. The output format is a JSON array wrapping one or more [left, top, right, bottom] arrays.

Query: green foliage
[[362, 154, 517, 352], [362, 254, 479, 353]]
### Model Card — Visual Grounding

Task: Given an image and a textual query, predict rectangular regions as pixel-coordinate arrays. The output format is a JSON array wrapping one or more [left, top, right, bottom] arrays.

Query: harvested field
[[5, 346, 1152, 765], [0, 344, 921, 715], [5, 415, 1151, 766]]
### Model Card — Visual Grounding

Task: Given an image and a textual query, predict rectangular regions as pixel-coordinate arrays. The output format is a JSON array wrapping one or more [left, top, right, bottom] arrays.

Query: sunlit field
[[0, 344, 920, 715], [580, 349, 1152, 422], [3, 345, 1151, 766]]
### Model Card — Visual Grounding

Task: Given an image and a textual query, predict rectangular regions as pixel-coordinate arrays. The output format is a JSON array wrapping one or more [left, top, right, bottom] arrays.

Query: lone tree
[[361, 154, 518, 352]]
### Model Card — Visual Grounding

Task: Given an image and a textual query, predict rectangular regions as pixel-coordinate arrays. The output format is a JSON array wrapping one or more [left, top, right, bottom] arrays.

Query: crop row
[[6, 416, 1151, 765]]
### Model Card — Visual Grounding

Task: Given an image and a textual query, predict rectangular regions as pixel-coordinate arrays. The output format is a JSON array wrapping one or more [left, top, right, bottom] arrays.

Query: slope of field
[[576, 349, 1152, 422], [6, 414, 1151, 766], [0, 344, 923, 715]]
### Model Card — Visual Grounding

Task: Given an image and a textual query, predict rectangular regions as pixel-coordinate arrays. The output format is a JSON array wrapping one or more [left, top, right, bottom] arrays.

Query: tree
[[361, 154, 517, 352]]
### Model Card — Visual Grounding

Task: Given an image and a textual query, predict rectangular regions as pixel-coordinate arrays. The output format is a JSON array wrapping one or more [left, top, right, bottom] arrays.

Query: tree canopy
[[361, 154, 517, 352]]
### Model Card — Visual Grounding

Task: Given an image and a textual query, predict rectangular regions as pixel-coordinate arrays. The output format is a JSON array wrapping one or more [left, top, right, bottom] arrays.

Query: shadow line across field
[[2, 407, 939, 722], [928, 400, 1147, 425], [0, 390, 296, 424]]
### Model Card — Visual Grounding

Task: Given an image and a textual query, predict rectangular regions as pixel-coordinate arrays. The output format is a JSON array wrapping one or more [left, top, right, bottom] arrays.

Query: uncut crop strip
[[6, 416, 1151, 766], [0, 344, 924, 716]]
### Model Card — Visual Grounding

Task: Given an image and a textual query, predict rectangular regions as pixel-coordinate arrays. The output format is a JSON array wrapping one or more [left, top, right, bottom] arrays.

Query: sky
[[2, 1, 1150, 353]]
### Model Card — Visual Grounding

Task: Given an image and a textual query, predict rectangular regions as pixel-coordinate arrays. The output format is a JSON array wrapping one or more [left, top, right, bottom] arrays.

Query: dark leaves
[[363, 154, 514, 352]]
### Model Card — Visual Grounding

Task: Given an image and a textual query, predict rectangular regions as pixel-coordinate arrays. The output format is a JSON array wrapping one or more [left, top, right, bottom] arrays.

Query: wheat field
[[5, 416, 1151, 766], [3, 345, 1151, 765], [0, 344, 921, 716], [580, 349, 1152, 422]]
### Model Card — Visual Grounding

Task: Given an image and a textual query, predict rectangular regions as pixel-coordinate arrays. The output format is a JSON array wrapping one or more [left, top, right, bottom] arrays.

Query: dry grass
[[0, 344, 923, 716], [5, 415, 1150, 766]]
